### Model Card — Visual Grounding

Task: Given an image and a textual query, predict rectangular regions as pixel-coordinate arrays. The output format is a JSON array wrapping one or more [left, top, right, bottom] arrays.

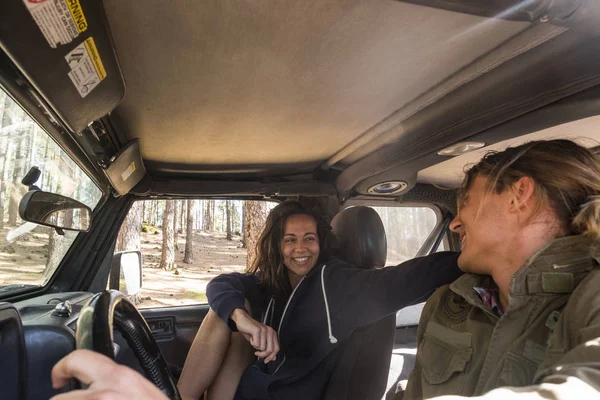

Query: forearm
[[206, 272, 260, 329], [329, 252, 461, 329]]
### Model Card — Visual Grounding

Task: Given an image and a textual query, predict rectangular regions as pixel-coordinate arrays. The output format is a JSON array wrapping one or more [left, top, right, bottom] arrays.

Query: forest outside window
[[0, 88, 103, 293], [369, 206, 444, 266], [116, 199, 277, 308]]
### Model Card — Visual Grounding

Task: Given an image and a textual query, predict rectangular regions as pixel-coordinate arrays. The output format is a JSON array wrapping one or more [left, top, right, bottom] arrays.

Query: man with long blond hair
[[399, 139, 600, 399]]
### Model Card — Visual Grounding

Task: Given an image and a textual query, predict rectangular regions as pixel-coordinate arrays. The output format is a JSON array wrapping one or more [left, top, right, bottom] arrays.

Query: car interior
[[1, 0, 600, 399]]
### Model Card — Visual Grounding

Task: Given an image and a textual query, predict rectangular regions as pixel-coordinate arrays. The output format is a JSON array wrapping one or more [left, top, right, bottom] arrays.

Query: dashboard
[[10, 292, 142, 400]]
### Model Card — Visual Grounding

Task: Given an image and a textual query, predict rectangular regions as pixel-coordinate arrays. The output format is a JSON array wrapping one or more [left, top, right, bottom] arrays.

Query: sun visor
[[0, 0, 125, 133], [104, 140, 146, 196]]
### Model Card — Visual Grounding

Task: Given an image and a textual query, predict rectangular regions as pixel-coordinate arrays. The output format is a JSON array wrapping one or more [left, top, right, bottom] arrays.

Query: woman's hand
[[231, 308, 280, 363]]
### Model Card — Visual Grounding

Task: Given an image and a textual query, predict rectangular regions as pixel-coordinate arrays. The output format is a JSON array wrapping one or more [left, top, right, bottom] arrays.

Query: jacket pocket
[[419, 322, 473, 396], [497, 351, 538, 387]]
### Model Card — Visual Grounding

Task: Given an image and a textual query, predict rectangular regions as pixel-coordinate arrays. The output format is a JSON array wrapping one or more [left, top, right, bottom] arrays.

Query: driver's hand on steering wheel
[[50, 349, 168, 400], [231, 308, 280, 363]]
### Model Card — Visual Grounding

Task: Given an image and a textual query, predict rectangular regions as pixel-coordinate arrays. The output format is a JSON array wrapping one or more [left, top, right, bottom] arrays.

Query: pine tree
[[183, 200, 194, 263], [116, 201, 142, 252], [159, 200, 176, 270], [243, 201, 269, 269]]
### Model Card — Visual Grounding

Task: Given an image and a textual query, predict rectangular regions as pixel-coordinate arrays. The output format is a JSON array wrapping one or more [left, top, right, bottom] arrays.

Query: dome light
[[438, 141, 485, 156]]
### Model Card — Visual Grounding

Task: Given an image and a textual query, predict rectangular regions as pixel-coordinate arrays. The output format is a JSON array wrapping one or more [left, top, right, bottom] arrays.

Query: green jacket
[[402, 235, 600, 399]]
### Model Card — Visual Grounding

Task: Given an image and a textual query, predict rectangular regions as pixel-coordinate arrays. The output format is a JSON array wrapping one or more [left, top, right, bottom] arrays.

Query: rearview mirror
[[18, 190, 92, 232]]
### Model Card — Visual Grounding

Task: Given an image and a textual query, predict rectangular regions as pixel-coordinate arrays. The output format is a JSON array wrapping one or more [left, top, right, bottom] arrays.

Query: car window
[[114, 199, 277, 308], [0, 88, 103, 293], [369, 206, 444, 266], [369, 205, 446, 328]]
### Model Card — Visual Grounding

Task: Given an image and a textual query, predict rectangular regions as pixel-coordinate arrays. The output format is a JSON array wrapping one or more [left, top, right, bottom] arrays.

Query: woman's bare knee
[[178, 308, 233, 400], [178, 299, 254, 400], [204, 300, 256, 400], [205, 332, 254, 400]]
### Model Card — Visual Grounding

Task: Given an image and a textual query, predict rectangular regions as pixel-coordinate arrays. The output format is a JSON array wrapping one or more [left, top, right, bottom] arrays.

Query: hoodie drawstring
[[321, 265, 338, 344], [262, 297, 274, 325], [278, 276, 305, 335]]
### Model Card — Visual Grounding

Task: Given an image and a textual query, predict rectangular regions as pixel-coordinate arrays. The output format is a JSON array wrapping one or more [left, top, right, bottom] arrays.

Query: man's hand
[[50, 349, 168, 400], [231, 308, 280, 363]]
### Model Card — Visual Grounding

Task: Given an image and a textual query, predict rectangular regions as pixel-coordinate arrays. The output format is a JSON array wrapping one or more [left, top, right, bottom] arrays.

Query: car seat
[[324, 206, 396, 400]]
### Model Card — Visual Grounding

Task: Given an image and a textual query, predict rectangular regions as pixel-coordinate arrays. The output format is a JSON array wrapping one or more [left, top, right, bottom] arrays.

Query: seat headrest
[[331, 206, 387, 269]]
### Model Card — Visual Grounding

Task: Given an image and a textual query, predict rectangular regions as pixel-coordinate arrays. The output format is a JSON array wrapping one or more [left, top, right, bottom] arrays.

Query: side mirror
[[109, 251, 143, 296], [18, 190, 92, 232]]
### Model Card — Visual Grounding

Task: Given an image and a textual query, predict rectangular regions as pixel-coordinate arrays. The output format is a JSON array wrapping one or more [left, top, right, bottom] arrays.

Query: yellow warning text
[[84, 37, 107, 80], [66, 0, 88, 33]]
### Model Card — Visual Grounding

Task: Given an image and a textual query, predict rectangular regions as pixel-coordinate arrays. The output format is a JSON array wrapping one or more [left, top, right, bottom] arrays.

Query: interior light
[[438, 141, 485, 156], [367, 181, 408, 195]]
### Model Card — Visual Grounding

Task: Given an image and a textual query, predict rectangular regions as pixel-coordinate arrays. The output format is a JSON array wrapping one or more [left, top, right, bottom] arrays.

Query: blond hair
[[460, 140, 600, 239]]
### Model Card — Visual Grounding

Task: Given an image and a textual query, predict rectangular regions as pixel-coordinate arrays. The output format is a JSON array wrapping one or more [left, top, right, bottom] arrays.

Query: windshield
[[0, 88, 103, 293]]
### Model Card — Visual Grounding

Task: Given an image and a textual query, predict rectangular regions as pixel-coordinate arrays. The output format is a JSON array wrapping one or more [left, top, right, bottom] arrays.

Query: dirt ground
[[0, 225, 50, 286], [137, 229, 247, 308], [0, 222, 248, 309]]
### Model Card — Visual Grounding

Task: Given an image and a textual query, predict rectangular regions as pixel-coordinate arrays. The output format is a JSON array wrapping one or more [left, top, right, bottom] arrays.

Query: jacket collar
[[451, 235, 600, 309], [510, 234, 600, 296]]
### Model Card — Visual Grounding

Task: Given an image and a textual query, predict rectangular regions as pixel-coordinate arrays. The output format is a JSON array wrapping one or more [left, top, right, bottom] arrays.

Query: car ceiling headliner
[[103, 0, 529, 178], [418, 115, 600, 188]]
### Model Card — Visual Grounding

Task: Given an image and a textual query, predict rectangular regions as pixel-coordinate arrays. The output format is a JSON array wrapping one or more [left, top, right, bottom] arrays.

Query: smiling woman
[[176, 199, 462, 400]]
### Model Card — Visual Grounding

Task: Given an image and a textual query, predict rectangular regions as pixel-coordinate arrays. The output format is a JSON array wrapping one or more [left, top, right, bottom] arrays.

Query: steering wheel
[[76, 290, 181, 400]]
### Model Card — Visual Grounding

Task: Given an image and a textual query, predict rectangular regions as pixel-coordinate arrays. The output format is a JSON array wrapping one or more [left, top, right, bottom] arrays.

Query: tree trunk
[[159, 200, 176, 270], [149, 201, 154, 226], [39, 134, 50, 189], [241, 204, 246, 248], [116, 201, 142, 252], [243, 201, 269, 269], [0, 95, 13, 229], [183, 200, 194, 263], [180, 200, 186, 233], [173, 200, 179, 251], [204, 200, 213, 231], [232, 201, 240, 235], [0, 134, 10, 230], [7, 125, 26, 226], [210, 200, 217, 231], [28, 124, 37, 168], [141, 201, 147, 224], [202, 200, 207, 230], [195, 200, 204, 231], [152, 201, 158, 226], [221, 202, 226, 232], [226, 200, 232, 240]]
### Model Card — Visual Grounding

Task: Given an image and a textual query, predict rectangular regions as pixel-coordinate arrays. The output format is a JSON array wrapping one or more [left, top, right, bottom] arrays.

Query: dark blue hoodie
[[206, 251, 461, 400]]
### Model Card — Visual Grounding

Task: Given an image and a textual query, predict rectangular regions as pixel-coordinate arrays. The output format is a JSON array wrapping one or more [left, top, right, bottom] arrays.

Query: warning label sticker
[[22, 0, 88, 49], [65, 37, 107, 98], [121, 162, 136, 182]]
